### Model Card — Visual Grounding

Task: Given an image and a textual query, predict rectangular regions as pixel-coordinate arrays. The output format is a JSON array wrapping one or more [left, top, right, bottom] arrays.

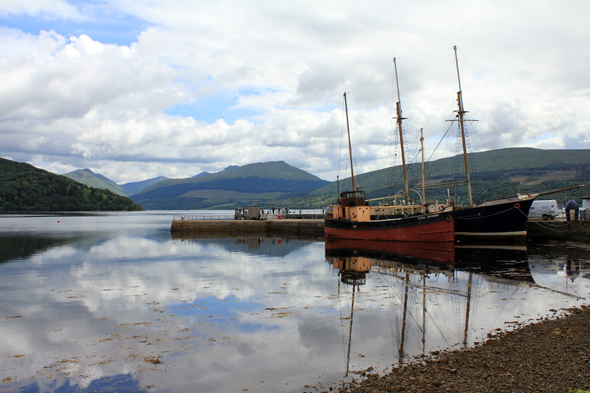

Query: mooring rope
[[529, 220, 585, 233], [456, 206, 519, 220]]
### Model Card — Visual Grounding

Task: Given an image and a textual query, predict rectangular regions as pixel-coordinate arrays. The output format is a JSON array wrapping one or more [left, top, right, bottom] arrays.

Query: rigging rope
[[396, 46, 454, 60], [456, 49, 570, 196], [458, 206, 525, 220], [350, 61, 393, 94], [457, 48, 561, 167], [426, 121, 454, 164]]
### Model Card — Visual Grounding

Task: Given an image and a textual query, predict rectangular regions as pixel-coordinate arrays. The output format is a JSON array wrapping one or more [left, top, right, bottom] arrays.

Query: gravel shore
[[334, 305, 590, 393]]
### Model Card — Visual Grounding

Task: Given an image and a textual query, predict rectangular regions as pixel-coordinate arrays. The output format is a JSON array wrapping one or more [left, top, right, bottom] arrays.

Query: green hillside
[[65, 168, 130, 196], [0, 158, 143, 212], [132, 161, 330, 209], [306, 147, 590, 207], [120, 176, 168, 195]]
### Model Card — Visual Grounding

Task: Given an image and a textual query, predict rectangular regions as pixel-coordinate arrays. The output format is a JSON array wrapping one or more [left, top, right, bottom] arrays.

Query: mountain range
[[61, 161, 333, 209], [57, 148, 590, 209], [3, 147, 589, 212], [131, 161, 331, 209]]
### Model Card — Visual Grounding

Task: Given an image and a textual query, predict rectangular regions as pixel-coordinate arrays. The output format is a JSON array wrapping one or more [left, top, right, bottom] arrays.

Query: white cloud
[[1, 1, 590, 183], [0, 0, 84, 20]]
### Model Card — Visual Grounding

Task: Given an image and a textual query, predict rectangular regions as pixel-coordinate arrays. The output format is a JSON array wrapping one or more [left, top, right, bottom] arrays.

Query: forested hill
[[0, 158, 143, 212]]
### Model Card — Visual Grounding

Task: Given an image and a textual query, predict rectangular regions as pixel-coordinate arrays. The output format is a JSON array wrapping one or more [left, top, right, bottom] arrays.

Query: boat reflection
[[327, 253, 368, 376], [325, 238, 455, 266], [324, 239, 537, 368], [455, 244, 533, 284]]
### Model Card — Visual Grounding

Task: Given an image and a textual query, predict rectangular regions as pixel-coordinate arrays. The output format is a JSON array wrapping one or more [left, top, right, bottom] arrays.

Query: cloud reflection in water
[[0, 231, 589, 392]]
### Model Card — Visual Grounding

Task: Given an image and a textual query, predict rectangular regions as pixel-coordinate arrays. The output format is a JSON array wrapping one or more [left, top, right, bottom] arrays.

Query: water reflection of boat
[[326, 251, 369, 376], [455, 245, 534, 284], [326, 241, 456, 367], [325, 238, 455, 266], [325, 240, 541, 368], [328, 251, 371, 286], [325, 240, 539, 284]]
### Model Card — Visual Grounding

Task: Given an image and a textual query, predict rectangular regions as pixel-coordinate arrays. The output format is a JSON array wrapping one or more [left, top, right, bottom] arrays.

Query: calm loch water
[[1, 212, 589, 392]]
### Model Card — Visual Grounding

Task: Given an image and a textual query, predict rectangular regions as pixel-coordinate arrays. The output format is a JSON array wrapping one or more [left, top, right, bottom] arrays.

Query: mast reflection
[[325, 239, 535, 369], [326, 250, 370, 376]]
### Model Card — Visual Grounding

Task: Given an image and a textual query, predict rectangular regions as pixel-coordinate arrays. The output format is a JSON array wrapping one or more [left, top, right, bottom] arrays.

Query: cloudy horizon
[[1, 1, 589, 184]]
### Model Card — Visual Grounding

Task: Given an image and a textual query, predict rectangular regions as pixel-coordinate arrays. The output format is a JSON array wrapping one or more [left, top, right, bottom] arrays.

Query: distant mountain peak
[[64, 168, 129, 197]]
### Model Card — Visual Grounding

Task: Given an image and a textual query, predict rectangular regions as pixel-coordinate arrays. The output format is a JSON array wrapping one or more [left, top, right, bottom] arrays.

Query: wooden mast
[[453, 46, 473, 207], [393, 58, 409, 203], [420, 128, 425, 205], [343, 92, 356, 192]]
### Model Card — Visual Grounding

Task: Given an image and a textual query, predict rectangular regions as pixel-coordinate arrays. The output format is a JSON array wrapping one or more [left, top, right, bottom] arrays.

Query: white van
[[529, 199, 558, 220]]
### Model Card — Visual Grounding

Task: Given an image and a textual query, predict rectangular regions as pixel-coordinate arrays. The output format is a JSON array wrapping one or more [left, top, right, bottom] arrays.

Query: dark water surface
[[1, 212, 589, 392]]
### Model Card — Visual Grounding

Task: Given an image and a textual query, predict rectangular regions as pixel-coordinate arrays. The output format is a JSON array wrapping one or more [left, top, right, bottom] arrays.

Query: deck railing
[[173, 213, 325, 221], [173, 214, 235, 221]]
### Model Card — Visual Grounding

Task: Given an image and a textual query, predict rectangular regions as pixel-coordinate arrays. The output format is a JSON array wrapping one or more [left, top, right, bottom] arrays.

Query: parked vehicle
[[529, 200, 558, 220]]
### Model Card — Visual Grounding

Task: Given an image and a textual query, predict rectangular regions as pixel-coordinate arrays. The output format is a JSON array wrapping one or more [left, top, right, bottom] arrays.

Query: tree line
[[0, 158, 143, 212]]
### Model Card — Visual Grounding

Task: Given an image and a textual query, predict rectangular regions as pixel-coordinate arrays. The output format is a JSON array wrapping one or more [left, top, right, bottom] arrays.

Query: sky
[[1, 0, 589, 184]]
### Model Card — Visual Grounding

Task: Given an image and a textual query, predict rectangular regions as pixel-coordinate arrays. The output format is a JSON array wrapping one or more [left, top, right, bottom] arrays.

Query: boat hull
[[325, 211, 454, 242], [454, 198, 534, 243]]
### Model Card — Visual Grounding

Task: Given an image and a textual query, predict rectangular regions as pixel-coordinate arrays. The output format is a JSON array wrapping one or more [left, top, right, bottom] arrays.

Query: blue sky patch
[[165, 93, 264, 124], [0, 1, 149, 46]]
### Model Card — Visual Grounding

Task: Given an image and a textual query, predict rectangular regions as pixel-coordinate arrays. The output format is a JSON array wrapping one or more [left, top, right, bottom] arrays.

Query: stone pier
[[171, 219, 325, 238]]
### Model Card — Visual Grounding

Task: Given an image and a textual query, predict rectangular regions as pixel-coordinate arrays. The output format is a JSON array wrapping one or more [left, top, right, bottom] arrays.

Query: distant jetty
[[171, 217, 325, 238]]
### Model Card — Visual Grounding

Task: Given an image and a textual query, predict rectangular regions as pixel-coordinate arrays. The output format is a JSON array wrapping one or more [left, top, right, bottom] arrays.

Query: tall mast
[[343, 92, 356, 192], [393, 58, 409, 203], [454, 46, 473, 207], [420, 128, 425, 204]]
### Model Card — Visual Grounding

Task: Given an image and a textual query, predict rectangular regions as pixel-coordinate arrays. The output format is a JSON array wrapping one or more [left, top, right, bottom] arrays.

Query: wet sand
[[333, 305, 590, 393]]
